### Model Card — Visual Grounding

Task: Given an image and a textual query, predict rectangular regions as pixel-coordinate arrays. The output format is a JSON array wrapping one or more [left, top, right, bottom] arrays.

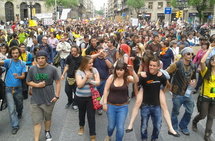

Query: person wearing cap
[[166, 47, 197, 135], [26, 50, 61, 141]]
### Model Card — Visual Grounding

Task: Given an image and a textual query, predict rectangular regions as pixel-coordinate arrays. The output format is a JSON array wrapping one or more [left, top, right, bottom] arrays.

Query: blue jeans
[[107, 104, 128, 141], [5, 87, 23, 128], [60, 58, 66, 73], [140, 105, 162, 140], [171, 94, 194, 131]]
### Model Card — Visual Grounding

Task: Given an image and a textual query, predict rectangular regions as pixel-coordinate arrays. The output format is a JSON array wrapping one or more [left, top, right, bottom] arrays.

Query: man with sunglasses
[[166, 47, 197, 136]]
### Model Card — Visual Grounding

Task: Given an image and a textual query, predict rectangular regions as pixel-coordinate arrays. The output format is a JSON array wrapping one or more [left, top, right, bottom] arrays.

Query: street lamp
[[28, 2, 35, 20]]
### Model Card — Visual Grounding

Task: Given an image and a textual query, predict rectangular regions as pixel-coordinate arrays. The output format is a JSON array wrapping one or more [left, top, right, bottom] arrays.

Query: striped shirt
[[76, 67, 98, 97]]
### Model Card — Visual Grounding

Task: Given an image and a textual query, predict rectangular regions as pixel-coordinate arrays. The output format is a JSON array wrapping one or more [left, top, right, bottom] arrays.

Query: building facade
[[107, 0, 215, 24], [0, 0, 54, 22]]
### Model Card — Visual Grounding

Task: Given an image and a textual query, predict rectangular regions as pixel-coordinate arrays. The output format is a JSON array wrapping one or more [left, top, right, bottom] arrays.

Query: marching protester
[[192, 46, 215, 141], [167, 47, 196, 135], [103, 61, 138, 141], [61, 46, 82, 110], [39, 36, 53, 64], [0, 47, 27, 134], [26, 50, 61, 141], [56, 34, 71, 73], [75, 55, 100, 141]]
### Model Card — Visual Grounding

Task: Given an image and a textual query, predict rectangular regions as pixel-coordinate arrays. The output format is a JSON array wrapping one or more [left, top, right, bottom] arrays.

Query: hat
[[181, 47, 194, 56], [36, 50, 48, 58]]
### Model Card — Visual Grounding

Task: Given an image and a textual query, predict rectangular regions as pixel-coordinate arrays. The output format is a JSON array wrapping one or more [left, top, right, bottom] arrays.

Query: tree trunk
[[135, 8, 138, 18], [197, 10, 202, 24]]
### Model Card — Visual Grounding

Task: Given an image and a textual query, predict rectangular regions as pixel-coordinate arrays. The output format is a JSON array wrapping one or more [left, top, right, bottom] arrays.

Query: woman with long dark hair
[[75, 55, 100, 141], [192, 46, 215, 141], [103, 61, 138, 141]]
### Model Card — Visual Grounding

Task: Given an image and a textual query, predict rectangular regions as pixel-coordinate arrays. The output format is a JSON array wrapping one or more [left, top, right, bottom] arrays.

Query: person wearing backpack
[[0, 46, 27, 134], [166, 47, 197, 136], [79, 34, 89, 55]]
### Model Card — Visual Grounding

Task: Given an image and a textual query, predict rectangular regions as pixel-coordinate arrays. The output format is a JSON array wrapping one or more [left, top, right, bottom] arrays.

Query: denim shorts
[[30, 103, 55, 125]]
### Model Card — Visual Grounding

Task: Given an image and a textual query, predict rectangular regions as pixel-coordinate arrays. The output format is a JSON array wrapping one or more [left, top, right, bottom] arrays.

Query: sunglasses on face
[[210, 58, 215, 62], [186, 53, 194, 56]]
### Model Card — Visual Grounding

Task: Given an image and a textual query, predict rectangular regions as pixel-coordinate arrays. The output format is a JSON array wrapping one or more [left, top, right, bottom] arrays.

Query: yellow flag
[[29, 20, 37, 27]]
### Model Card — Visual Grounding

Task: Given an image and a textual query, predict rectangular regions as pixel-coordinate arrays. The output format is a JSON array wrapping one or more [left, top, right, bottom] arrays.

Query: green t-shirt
[[18, 32, 28, 43]]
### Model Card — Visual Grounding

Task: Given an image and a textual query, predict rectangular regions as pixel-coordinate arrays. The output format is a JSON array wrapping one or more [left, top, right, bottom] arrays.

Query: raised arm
[[200, 47, 213, 71]]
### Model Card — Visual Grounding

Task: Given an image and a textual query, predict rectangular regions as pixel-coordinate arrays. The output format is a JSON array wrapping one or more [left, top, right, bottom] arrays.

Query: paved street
[[0, 80, 214, 141]]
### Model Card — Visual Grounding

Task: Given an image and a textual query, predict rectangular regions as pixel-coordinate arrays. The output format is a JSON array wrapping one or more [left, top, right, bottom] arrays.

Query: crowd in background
[[0, 19, 215, 141]]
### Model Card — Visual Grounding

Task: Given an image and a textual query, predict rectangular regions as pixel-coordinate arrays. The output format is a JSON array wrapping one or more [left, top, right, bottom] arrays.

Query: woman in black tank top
[[102, 61, 138, 141]]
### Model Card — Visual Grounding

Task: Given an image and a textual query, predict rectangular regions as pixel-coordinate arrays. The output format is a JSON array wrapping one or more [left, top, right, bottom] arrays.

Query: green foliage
[[170, 0, 215, 23], [45, 0, 79, 8], [126, 0, 145, 9], [95, 10, 104, 16]]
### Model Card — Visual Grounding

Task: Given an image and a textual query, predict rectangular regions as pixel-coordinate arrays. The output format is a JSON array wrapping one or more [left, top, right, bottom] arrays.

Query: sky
[[93, 0, 107, 10]]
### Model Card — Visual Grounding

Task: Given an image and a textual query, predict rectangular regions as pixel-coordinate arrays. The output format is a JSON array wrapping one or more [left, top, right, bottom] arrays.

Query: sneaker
[[18, 113, 22, 119], [104, 136, 111, 141], [65, 103, 72, 109], [45, 131, 52, 141], [90, 135, 96, 141], [72, 105, 78, 111], [192, 121, 198, 132], [12, 128, 19, 135], [78, 126, 84, 135], [180, 128, 190, 136], [97, 109, 103, 115]]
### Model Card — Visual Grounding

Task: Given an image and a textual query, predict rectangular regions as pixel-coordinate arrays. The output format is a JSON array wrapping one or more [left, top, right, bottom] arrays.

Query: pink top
[[193, 49, 207, 66]]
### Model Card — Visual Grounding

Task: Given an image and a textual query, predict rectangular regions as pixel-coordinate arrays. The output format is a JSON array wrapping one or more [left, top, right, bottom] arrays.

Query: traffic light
[[176, 10, 183, 18], [176, 11, 180, 18], [179, 10, 183, 18]]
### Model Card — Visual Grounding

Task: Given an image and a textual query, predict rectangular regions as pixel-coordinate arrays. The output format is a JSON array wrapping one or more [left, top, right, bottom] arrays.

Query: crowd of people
[[0, 19, 214, 141]]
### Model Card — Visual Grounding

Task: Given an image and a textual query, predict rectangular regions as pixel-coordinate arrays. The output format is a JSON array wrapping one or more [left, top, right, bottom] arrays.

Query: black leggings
[[76, 96, 96, 136], [65, 80, 77, 105], [193, 101, 215, 132]]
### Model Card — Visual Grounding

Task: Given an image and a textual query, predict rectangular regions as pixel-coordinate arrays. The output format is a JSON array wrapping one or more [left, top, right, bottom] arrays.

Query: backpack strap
[[4, 59, 13, 81]]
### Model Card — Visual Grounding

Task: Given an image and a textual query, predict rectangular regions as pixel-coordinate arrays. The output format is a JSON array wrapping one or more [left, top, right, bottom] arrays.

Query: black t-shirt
[[139, 72, 167, 106], [65, 54, 82, 78], [85, 46, 98, 55]]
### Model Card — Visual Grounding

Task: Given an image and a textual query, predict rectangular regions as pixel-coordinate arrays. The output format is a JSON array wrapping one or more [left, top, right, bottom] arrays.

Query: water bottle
[[184, 85, 194, 97]]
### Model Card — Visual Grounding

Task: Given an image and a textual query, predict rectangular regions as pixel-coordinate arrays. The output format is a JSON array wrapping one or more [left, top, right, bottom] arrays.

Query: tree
[[95, 10, 104, 16], [45, 0, 79, 8], [126, 0, 145, 17], [171, 0, 215, 23]]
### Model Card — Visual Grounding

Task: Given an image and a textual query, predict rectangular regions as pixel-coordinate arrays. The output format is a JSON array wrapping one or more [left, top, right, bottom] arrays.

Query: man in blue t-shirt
[[0, 46, 26, 135]]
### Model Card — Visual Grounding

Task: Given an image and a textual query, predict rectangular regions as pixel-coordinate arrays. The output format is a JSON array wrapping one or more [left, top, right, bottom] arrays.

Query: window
[[158, 2, 163, 9], [148, 2, 153, 9]]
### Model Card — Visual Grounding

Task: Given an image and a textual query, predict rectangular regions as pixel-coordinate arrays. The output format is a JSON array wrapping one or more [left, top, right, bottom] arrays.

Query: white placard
[[60, 9, 71, 20], [43, 18, 54, 25], [131, 18, 139, 26], [35, 13, 53, 19]]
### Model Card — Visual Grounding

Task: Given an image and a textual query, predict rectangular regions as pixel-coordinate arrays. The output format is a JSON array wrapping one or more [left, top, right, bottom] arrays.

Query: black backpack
[[0, 78, 6, 111]]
